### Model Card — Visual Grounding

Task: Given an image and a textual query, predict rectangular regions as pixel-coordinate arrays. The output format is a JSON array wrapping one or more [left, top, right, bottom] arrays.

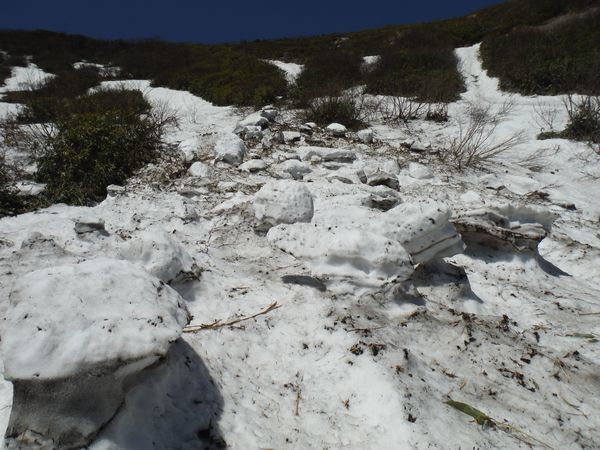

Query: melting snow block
[[214, 133, 246, 166], [240, 159, 268, 173], [357, 128, 374, 143], [267, 224, 413, 288], [453, 204, 558, 251], [188, 161, 213, 178], [408, 162, 433, 180], [235, 113, 269, 131], [278, 159, 311, 180], [377, 201, 465, 264], [120, 229, 199, 283], [253, 180, 314, 229], [326, 123, 347, 137], [2, 258, 190, 449], [296, 146, 356, 163]]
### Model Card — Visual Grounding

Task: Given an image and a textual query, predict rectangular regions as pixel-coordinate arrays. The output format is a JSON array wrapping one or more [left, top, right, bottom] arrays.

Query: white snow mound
[[267, 224, 414, 288], [253, 180, 314, 229], [326, 123, 347, 137], [120, 229, 197, 283], [2, 258, 190, 380], [296, 146, 356, 163], [214, 133, 246, 166], [377, 201, 465, 263], [188, 161, 213, 178]]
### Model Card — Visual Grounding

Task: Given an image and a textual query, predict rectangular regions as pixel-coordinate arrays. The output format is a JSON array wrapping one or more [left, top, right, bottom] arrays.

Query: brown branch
[[183, 302, 281, 333]]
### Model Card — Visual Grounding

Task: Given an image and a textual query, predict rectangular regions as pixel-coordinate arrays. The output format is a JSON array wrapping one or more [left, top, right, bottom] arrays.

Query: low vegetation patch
[[440, 99, 525, 170], [3, 67, 103, 123], [293, 50, 363, 105], [539, 95, 600, 144], [0, 31, 287, 108], [301, 93, 365, 129], [2, 89, 173, 206], [481, 6, 600, 96], [0, 153, 21, 217], [365, 27, 464, 103]]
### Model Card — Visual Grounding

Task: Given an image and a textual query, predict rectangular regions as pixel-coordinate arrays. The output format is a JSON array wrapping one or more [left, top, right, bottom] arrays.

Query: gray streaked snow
[[0, 43, 599, 449]]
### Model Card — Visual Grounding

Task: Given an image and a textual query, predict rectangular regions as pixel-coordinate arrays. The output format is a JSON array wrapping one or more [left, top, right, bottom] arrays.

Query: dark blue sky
[[0, 0, 506, 43]]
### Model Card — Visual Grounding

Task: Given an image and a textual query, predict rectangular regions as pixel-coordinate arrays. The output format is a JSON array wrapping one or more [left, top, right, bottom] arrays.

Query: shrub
[[426, 103, 449, 123], [563, 95, 600, 143], [440, 99, 525, 170], [379, 96, 427, 123], [302, 93, 365, 129], [0, 153, 22, 217], [293, 50, 363, 106], [481, 8, 600, 96], [29, 90, 170, 205], [3, 67, 103, 123], [365, 26, 464, 102]]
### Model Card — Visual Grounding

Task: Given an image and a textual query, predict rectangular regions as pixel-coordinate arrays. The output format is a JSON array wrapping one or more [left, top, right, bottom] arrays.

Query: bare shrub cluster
[[440, 98, 525, 170]]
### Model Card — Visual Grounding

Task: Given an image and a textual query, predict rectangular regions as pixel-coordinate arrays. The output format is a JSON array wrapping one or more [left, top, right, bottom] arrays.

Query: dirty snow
[[0, 43, 599, 449]]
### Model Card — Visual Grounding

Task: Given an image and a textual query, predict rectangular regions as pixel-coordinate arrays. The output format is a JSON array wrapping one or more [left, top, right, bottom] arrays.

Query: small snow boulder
[[297, 146, 356, 163], [120, 228, 199, 283], [357, 128, 374, 143], [326, 123, 347, 137], [236, 113, 269, 131], [188, 161, 213, 178], [365, 171, 400, 190], [282, 131, 302, 143], [408, 162, 433, 180], [377, 201, 464, 264], [253, 180, 314, 229], [2, 258, 190, 449], [260, 107, 279, 121], [74, 218, 107, 235], [214, 133, 246, 166], [278, 159, 311, 180], [239, 159, 268, 173], [267, 224, 413, 290], [241, 125, 264, 140]]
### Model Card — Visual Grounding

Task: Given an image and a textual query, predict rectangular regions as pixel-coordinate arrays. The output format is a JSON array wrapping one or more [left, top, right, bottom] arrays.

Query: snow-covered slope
[[0, 44, 599, 449]]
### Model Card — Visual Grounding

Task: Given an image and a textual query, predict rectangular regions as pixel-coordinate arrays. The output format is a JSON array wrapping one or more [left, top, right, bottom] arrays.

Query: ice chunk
[[214, 133, 246, 166], [120, 228, 198, 283], [253, 180, 314, 229], [2, 258, 190, 448], [326, 123, 347, 137], [267, 223, 413, 288], [377, 201, 465, 263]]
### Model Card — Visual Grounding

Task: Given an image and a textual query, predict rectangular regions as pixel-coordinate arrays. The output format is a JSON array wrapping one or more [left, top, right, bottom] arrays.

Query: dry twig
[[183, 301, 281, 333]]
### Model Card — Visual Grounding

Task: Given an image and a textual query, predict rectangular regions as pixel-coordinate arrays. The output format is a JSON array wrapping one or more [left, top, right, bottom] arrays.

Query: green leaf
[[445, 400, 495, 426]]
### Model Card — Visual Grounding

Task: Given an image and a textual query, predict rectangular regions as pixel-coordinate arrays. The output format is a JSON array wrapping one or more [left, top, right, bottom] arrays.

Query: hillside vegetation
[[1, 0, 599, 107]]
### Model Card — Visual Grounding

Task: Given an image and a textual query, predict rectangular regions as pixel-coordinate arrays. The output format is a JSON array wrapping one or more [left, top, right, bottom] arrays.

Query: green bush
[[546, 95, 600, 143], [365, 26, 464, 102], [0, 155, 21, 216], [0, 32, 288, 108], [293, 50, 363, 105], [481, 8, 600, 95], [33, 91, 165, 204], [302, 95, 364, 129]]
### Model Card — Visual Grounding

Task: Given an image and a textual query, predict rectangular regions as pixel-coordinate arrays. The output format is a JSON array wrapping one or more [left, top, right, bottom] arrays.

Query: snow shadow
[[96, 339, 225, 449], [412, 259, 484, 305], [463, 240, 570, 278]]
